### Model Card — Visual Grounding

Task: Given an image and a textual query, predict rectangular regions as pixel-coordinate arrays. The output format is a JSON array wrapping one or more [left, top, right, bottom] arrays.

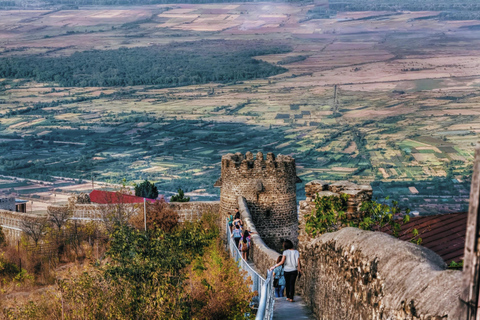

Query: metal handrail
[[226, 220, 275, 320], [256, 269, 274, 320]]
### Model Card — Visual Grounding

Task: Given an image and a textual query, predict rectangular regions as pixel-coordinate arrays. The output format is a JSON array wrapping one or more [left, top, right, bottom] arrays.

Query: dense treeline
[[0, 40, 290, 87], [329, 0, 480, 20], [277, 55, 309, 65]]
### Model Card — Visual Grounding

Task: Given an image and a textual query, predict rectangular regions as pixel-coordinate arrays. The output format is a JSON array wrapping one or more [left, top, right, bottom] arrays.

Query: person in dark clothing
[[233, 212, 243, 230]]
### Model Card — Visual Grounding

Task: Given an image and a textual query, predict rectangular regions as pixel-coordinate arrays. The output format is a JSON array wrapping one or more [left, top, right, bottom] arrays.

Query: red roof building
[[382, 212, 467, 265], [89, 190, 159, 205]]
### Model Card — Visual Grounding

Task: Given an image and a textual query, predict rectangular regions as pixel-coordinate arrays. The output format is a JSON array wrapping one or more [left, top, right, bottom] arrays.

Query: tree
[[134, 180, 158, 199], [99, 201, 137, 235], [21, 216, 48, 247], [47, 205, 71, 234], [170, 188, 190, 202]]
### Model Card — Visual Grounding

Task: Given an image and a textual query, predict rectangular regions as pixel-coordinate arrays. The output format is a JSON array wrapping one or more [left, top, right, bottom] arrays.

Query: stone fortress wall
[[297, 227, 465, 319], [168, 201, 220, 223], [0, 202, 221, 244], [297, 180, 466, 319], [237, 196, 279, 278], [215, 151, 300, 251], [217, 157, 466, 319], [0, 209, 37, 242]]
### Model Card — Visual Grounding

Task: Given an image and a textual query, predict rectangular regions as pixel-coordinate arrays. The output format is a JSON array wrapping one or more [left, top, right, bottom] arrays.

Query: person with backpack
[[241, 229, 255, 261], [239, 237, 249, 260], [272, 256, 286, 298], [231, 224, 242, 248]]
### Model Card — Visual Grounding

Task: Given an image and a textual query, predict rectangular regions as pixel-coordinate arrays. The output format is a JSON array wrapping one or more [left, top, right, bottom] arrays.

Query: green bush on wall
[[305, 194, 421, 244]]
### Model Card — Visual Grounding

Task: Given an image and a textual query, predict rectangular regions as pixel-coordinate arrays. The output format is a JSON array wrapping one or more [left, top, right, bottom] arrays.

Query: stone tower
[[215, 151, 301, 251]]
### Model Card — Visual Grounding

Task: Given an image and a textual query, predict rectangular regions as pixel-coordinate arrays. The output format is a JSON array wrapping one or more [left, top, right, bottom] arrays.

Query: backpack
[[274, 266, 285, 287], [241, 241, 249, 252]]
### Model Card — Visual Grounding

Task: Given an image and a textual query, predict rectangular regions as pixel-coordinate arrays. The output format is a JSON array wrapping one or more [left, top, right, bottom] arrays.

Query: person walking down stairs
[[269, 239, 301, 302], [231, 224, 242, 248]]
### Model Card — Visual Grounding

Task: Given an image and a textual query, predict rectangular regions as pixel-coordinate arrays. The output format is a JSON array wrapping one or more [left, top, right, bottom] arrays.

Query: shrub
[[130, 200, 179, 232], [0, 226, 5, 247], [186, 239, 255, 320], [305, 195, 417, 240], [2, 211, 252, 320], [0, 252, 20, 279], [170, 188, 190, 202]]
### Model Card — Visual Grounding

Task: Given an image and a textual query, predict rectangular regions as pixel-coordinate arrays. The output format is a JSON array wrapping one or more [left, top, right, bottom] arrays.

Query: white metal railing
[[256, 269, 274, 320], [226, 220, 275, 320], [0, 225, 22, 231]]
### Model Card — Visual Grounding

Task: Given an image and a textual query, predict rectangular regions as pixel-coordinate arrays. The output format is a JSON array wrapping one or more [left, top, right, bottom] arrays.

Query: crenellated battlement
[[221, 151, 295, 173]]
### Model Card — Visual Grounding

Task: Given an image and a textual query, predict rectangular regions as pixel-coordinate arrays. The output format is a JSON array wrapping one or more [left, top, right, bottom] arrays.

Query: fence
[[226, 220, 275, 320]]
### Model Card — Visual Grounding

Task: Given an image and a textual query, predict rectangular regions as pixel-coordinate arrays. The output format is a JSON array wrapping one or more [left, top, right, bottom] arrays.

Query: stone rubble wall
[[71, 204, 105, 220], [218, 151, 299, 251], [0, 202, 221, 244], [168, 201, 220, 222], [297, 180, 466, 319], [297, 227, 465, 319], [0, 210, 42, 243], [69, 202, 220, 223], [238, 196, 280, 278]]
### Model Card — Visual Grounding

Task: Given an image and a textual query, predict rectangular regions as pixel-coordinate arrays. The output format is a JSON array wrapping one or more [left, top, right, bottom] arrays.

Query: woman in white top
[[269, 239, 301, 302]]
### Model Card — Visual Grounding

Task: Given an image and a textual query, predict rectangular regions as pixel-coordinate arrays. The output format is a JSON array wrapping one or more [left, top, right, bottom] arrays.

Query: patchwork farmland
[[0, 2, 478, 213]]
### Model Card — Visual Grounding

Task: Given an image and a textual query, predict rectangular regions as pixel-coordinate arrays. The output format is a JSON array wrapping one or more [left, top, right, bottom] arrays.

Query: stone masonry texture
[[0, 210, 41, 243], [297, 227, 465, 319], [168, 201, 220, 223], [216, 151, 300, 251], [297, 181, 466, 319], [238, 196, 281, 278]]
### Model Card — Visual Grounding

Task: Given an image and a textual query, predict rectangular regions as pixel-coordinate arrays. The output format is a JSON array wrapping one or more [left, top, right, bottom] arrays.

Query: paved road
[[272, 295, 314, 320]]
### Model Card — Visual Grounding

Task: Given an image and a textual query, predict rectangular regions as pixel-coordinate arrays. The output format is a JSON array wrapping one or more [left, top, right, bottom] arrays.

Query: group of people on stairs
[[229, 208, 255, 261]]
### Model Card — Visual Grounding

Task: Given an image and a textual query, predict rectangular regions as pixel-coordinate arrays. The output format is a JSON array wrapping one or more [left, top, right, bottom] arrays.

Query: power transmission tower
[[333, 84, 339, 114]]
